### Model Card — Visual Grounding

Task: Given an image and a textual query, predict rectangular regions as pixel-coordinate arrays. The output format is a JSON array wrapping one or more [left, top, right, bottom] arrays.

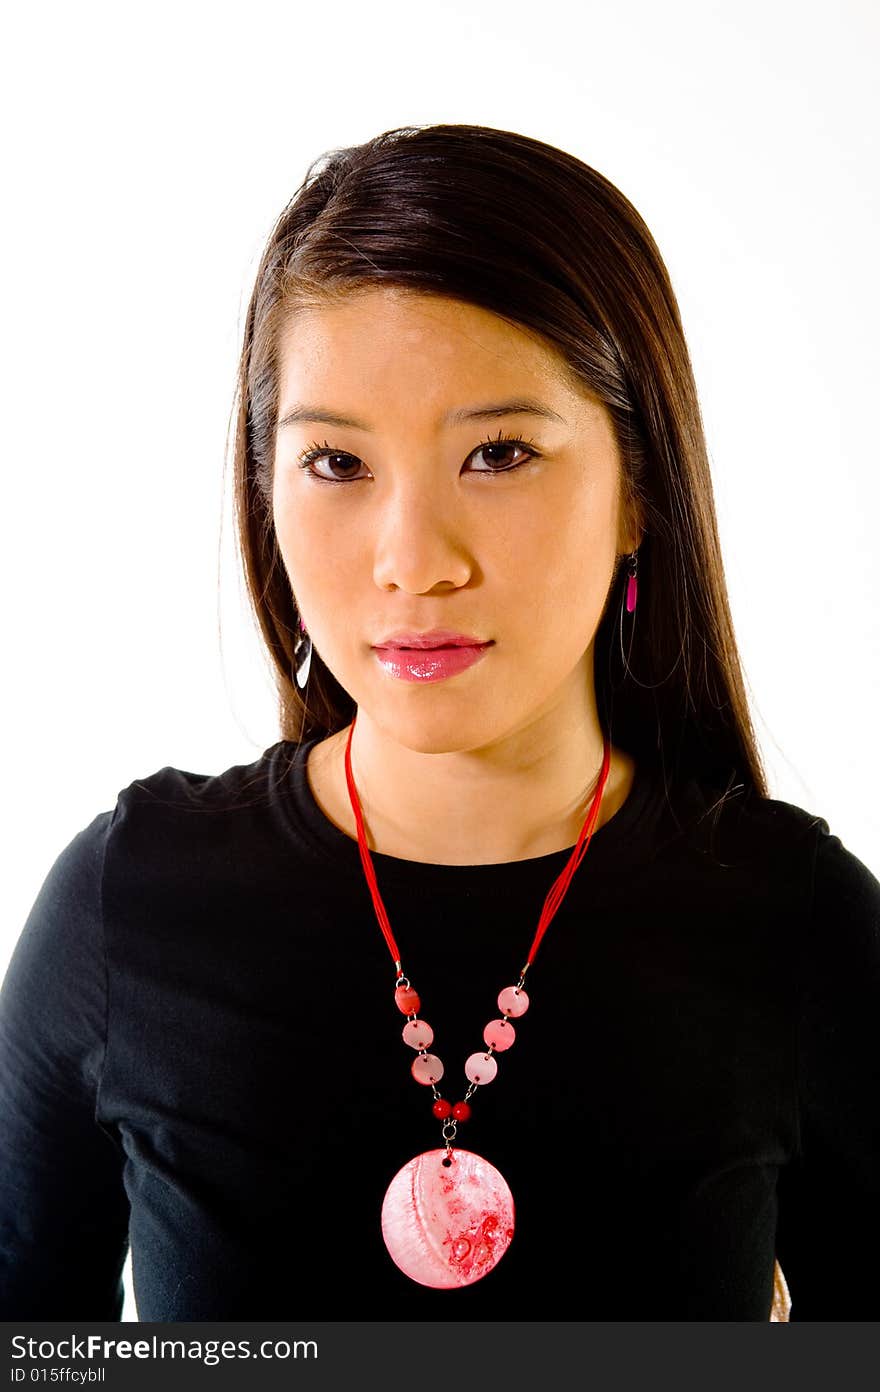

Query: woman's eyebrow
[[276, 398, 569, 433]]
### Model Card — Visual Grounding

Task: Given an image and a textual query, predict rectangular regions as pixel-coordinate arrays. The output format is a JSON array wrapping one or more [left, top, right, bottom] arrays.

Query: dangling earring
[[612, 548, 640, 692], [625, 550, 639, 614], [293, 614, 312, 691]]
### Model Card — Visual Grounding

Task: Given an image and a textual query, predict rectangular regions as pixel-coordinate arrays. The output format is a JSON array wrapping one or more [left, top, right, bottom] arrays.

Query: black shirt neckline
[[278, 733, 665, 891]]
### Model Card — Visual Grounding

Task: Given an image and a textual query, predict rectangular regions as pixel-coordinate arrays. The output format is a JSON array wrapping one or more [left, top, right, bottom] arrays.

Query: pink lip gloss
[[372, 643, 493, 683]]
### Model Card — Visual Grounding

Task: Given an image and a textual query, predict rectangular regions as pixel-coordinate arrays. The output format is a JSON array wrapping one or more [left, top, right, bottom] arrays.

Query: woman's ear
[[617, 495, 645, 558], [615, 489, 643, 559], [618, 526, 644, 558]]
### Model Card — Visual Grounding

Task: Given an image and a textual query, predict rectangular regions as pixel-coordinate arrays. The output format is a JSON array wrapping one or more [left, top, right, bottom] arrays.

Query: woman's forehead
[[275, 289, 596, 427]]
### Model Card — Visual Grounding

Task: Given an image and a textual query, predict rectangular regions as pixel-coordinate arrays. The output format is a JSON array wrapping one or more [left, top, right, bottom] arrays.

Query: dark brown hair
[[229, 122, 767, 799]]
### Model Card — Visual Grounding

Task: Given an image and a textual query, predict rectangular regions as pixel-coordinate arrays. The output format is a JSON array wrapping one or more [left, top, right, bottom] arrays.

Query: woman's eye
[[468, 439, 535, 473], [298, 450, 366, 483], [295, 435, 538, 484]]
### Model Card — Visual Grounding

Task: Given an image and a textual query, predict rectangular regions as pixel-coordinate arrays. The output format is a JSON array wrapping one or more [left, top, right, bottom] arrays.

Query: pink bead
[[402, 1019, 434, 1050], [465, 1051, 498, 1085], [497, 986, 529, 1018], [626, 572, 638, 613], [395, 985, 420, 1014], [411, 1053, 444, 1085], [483, 1018, 516, 1051]]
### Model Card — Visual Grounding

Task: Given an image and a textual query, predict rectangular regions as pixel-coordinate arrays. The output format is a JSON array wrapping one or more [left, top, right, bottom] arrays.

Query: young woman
[[2, 123, 877, 1323]]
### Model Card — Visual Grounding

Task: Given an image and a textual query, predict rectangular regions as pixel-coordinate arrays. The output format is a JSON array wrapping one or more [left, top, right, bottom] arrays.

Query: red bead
[[432, 1099, 452, 1119], [394, 984, 420, 1014], [452, 1101, 471, 1122]]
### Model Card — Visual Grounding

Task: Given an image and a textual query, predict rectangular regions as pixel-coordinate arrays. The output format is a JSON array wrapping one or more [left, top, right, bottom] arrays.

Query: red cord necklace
[[343, 710, 612, 1288]]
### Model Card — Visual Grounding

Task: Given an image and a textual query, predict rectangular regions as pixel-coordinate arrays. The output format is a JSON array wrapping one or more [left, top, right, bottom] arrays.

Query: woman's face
[[271, 287, 635, 754]]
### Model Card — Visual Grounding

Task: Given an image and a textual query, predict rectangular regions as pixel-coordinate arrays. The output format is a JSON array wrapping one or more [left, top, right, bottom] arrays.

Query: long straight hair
[[230, 122, 767, 800]]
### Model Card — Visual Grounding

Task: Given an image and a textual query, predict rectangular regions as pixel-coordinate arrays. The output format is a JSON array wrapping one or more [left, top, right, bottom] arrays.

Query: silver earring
[[293, 615, 312, 690]]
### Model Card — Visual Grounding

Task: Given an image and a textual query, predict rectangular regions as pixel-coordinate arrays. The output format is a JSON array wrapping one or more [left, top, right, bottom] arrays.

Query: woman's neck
[[305, 711, 636, 867]]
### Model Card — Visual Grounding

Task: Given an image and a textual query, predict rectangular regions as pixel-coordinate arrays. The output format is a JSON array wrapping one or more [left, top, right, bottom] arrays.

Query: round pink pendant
[[381, 1148, 515, 1288]]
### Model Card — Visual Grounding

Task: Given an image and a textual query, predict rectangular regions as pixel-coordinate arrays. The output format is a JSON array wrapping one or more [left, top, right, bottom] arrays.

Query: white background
[[1, 0, 877, 1321]]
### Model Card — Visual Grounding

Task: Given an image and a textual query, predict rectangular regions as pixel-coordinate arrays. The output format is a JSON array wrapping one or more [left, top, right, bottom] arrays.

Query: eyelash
[[295, 430, 542, 485]]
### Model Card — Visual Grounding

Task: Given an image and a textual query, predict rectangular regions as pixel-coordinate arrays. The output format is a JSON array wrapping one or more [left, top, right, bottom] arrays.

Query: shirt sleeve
[[0, 812, 130, 1318], [775, 819, 880, 1319]]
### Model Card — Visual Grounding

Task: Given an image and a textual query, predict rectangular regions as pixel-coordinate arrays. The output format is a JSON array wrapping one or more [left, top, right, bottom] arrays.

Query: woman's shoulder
[[84, 741, 302, 889], [112, 740, 292, 815], [673, 770, 879, 920], [666, 768, 832, 860]]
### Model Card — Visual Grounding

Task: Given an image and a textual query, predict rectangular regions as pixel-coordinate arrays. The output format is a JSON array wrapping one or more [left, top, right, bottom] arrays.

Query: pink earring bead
[[412, 1053, 444, 1085], [498, 986, 529, 1018], [403, 1019, 434, 1050], [483, 1018, 516, 1051], [465, 1052, 498, 1085], [626, 573, 638, 613]]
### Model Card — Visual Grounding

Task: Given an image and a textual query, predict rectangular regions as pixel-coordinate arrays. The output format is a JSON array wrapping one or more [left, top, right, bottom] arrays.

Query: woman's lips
[[372, 642, 493, 683]]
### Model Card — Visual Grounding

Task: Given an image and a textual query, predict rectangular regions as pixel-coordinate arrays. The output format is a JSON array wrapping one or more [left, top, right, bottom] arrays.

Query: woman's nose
[[370, 484, 475, 595]]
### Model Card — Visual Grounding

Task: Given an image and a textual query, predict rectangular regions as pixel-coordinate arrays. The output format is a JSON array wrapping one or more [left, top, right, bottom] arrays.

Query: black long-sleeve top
[[1, 735, 879, 1320]]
